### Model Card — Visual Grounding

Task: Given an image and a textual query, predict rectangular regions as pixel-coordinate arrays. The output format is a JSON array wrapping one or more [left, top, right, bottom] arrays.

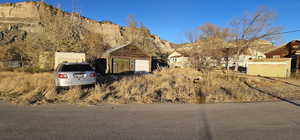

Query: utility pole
[[225, 47, 230, 71]]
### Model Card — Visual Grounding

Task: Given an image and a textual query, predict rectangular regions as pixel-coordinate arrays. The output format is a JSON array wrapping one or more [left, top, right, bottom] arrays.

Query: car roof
[[60, 62, 90, 65]]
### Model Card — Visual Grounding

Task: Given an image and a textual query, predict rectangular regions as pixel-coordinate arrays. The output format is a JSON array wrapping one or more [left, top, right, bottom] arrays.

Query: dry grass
[[0, 72, 53, 104], [0, 68, 300, 105]]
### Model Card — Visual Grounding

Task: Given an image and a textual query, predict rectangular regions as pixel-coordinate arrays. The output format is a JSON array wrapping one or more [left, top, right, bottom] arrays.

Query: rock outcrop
[[0, 1, 174, 52]]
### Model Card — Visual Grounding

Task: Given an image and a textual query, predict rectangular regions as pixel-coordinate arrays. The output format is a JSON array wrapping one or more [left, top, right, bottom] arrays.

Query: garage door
[[135, 59, 150, 73]]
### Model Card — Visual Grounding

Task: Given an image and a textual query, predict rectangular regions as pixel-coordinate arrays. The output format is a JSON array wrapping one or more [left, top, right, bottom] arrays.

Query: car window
[[55, 64, 62, 72], [60, 64, 93, 72]]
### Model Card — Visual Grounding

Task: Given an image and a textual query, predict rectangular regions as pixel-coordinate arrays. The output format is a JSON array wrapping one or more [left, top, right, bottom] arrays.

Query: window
[[172, 57, 177, 62], [60, 64, 93, 72]]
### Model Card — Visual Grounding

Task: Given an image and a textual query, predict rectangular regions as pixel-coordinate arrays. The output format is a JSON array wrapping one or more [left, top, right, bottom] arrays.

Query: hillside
[[0, 1, 174, 70]]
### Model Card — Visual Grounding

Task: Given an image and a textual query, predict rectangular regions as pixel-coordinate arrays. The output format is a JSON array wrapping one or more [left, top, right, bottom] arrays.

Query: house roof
[[264, 45, 288, 57], [265, 40, 300, 57], [249, 58, 291, 62], [102, 42, 151, 58], [170, 50, 191, 57], [102, 42, 131, 57], [176, 50, 191, 57]]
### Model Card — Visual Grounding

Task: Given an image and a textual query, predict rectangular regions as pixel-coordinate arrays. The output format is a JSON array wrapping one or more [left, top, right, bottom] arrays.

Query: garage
[[113, 58, 131, 73], [102, 43, 152, 74], [135, 59, 150, 73]]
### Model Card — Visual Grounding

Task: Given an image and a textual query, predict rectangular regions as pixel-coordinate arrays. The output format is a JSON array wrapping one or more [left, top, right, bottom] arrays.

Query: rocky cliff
[[0, 1, 174, 65]]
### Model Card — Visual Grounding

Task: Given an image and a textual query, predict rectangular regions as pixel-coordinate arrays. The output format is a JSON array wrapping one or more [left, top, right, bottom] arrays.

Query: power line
[[272, 29, 300, 35]]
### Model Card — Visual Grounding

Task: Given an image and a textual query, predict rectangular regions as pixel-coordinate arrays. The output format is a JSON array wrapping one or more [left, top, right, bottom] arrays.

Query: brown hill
[[0, 1, 174, 70]]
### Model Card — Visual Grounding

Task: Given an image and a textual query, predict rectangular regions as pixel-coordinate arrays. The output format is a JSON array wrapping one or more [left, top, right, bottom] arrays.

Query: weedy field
[[0, 68, 300, 105]]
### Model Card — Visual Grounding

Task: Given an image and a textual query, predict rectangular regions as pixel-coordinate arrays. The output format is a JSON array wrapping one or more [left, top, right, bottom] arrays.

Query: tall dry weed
[[0, 72, 53, 104], [0, 68, 298, 105]]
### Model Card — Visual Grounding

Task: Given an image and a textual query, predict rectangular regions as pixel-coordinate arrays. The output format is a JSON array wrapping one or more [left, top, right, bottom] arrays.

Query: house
[[102, 43, 152, 74], [168, 41, 269, 70], [245, 40, 300, 77], [225, 48, 266, 68], [265, 40, 300, 72], [168, 50, 191, 68], [167, 48, 265, 70]]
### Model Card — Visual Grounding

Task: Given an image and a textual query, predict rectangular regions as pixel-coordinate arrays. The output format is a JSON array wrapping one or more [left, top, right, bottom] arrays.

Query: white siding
[[168, 51, 190, 68], [135, 59, 150, 73]]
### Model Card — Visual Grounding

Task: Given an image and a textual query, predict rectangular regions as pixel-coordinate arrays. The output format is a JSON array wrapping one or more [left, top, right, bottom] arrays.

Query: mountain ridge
[[0, 1, 174, 66]]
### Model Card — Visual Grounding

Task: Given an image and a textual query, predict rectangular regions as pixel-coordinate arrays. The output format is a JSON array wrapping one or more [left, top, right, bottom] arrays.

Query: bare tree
[[126, 15, 138, 28], [230, 6, 282, 71], [188, 23, 231, 70], [184, 29, 200, 43], [124, 15, 140, 43], [124, 15, 159, 55], [199, 23, 231, 42]]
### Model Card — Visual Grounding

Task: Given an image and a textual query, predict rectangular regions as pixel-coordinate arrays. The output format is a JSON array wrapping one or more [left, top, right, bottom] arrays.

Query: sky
[[2, 0, 300, 44]]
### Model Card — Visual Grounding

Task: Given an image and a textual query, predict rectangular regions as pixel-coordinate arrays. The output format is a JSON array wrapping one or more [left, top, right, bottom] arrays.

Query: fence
[[247, 58, 291, 78]]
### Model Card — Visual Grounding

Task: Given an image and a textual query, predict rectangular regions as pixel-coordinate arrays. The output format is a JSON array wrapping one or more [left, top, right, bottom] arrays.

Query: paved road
[[0, 101, 299, 140]]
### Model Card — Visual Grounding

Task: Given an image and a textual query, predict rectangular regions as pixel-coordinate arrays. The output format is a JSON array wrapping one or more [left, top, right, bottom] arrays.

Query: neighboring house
[[102, 43, 152, 74], [212, 47, 266, 71], [168, 43, 268, 70], [168, 51, 191, 68], [227, 49, 266, 68], [265, 40, 300, 72], [167, 48, 265, 69]]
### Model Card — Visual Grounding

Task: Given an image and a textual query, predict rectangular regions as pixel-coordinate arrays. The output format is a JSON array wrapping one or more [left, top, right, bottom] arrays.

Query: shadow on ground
[[260, 76, 300, 88], [96, 72, 147, 86], [244, 81, 300, 107]]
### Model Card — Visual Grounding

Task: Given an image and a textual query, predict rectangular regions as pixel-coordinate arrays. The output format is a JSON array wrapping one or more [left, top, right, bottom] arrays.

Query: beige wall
[[247, 59, 291, 78], [54, 52, 86, 69]]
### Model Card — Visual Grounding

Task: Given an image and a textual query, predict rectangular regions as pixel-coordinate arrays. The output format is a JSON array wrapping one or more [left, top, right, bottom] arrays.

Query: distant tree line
[[184, 6, 282, 71]]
